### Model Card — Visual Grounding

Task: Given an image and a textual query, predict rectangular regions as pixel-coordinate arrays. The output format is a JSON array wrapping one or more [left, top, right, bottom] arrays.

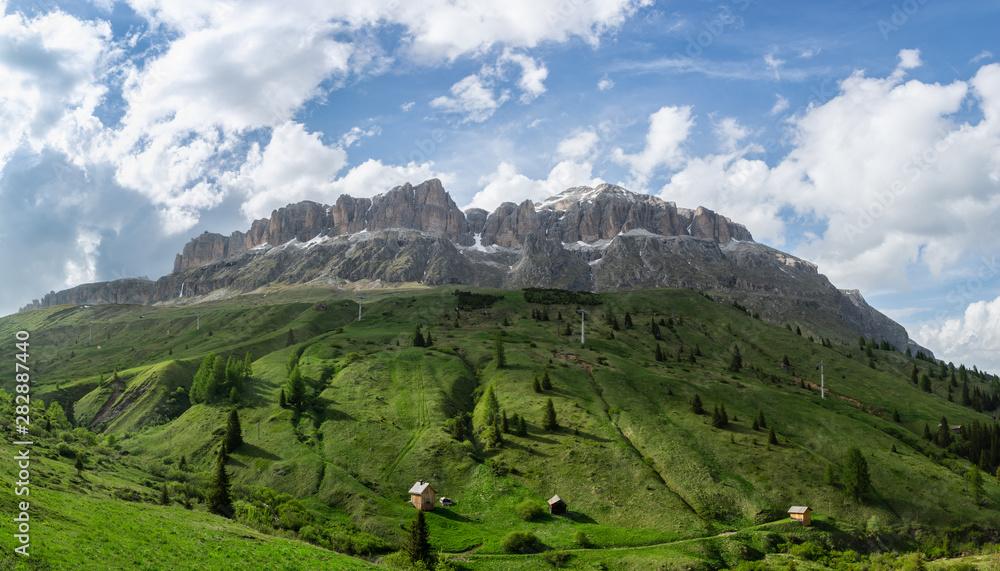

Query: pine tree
[[286, 328, 295, 347], [690, 394, 704, 415], [727, 345, 742, 373], [286, 365, 305, 408], [824, 464, 837, 486], [482, 386, 500, 425], [424, 330, 433, 346], [910, 365, 919, 384], [206, 449, 232, 516], [413, 325, 425, 347], [279, 388, 286, 408], [694, 344, 702, 357], [624, 312, 633, 329], [179, 455, 187, 471], [225, 407, 243, 451], [937, 416, 952, 447], [969, 465, 984, 506], [542, 398, 558, 431], [564, 321, 572, 336], [751, 418, 759, 431], [768, 426, 778, 445], [494, 331, 506, 368], [532, 375, 542, 393], [921, 374, 932, 393], [756, 410, 767, 429], [541, 369, 552, 390], [922, 422, 932, 441], [655, 344, 664, 362], [160, 482, 170, 506], [842, 447, 871, 502], [501, 410, 509, 434], [892, 409, 901, 423], [517, 415, 527, 436], [711, 404, 728, 428], [402, 510, 432, 566], [75, 452, 84, 476]]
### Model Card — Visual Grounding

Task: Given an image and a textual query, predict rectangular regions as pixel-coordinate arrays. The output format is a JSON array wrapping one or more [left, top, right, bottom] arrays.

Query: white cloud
[[897, 48, 922, 70], [768, 94, 789, 116], [328, 159, 451, 199], [500, 49, 548, 102], [236, 122, 349, 219], [713, 117, 750, 153], [339, 125, 381, 148], [611, 105, 693, 188], [556, 129, 600, 161], [597, 75, 615, 91], [800, 48, 820, 58], [971, 50, 993, 64], [764, 52, 784, 80], [916, 296, 1000, 372], [430, 73, 510, 122], [400, 101, 415, 111]]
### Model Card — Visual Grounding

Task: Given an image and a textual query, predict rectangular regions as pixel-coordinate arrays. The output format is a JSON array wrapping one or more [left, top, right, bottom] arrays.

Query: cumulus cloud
[[916, 295, 1000, 371], [430, 73, 510, 122], [611, 105, 693, 188], [500, 49, 548, 102], [597, 75, 614, 91]]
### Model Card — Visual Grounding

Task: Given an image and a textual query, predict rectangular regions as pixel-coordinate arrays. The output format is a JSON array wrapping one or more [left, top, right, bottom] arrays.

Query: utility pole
[[578, 309, 589, 346], [357, 295, 365, 321]]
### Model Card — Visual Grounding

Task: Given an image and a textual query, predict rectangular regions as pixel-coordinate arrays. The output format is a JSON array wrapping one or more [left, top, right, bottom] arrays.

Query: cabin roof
[[548, 495, 565, 505], [409, 481, 433, 494], [788, 506, 811, 514]]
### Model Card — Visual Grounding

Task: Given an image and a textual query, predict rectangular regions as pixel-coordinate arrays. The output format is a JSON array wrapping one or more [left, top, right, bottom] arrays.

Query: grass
[[2, 285, 1000, 569]]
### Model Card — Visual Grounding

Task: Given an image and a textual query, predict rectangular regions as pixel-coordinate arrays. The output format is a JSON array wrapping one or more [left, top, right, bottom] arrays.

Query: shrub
[[515, 499, 544, 521], [501, 531, 542, 553], [573, 531, 591, 548], [540, 550, 571, 567], [57, 442, 76, 458]]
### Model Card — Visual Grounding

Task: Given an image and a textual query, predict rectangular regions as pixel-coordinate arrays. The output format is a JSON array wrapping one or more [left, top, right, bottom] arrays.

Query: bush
[[515, 499, 544, 521], [502, 531, 542, 553], [539, 550, 571, 567], [573, 531, 591, 548], [57, 442, 76, 458]]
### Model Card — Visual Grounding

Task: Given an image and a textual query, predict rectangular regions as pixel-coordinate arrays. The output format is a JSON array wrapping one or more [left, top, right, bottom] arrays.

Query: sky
[[2, 0, 1000, 371]]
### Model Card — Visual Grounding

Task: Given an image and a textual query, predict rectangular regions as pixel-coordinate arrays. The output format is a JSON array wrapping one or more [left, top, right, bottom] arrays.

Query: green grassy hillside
[[1, 286, 999, 570]]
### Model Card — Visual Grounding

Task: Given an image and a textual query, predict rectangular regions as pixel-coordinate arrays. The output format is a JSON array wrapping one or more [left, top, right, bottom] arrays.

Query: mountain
[[19, 179, 927, 356]]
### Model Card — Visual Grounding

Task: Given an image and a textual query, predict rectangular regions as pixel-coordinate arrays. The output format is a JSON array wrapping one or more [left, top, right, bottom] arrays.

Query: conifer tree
[[286, 328, 295, 347], [501, 410, 509, 434], [751, 418, 759, 431], [75, 452, 84, 476], [624, 312, 633, 329], [690, 394, 704, 415], [564, 321, 572, 336], [756, 410, 767, 429], [424, 330, 433, 347], [892, 409, 901, 423], [482, 386, 500, 425], [541, 369, 552, 390], [921, 374, 932, 393], [413, 325, 425, 347], [655, 344, 664, 362], [711, 403, 729, 428], [402, 510, 432, 566], [910, 365, 919, 384], [532, 375, 542, 393], [160, 483, 170, 506], [727, 345, 742, 373], [768, 426, 778, 445], [969, 465, 984, 506], [517, 415, 527, 436], [206, 449, 232, 516], [279, 388, 286, 408], [493, 331, 506, 368], [937, 416, 953, 447], [286, 365, 305, 408], [225, 407, 243, 451], [842, 447, 871, 502], [542, 398, 558, 431], [922, 422, 932, 441], [179, 455, 187, 471]]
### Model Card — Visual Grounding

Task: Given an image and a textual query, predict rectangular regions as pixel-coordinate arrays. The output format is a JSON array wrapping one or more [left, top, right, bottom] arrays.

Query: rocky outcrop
[[174, 181, 753, 271], [20, 179, 928, 360]]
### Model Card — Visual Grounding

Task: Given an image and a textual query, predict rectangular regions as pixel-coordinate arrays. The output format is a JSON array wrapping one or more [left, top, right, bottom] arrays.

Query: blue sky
[[2, 0, 1000, 371]]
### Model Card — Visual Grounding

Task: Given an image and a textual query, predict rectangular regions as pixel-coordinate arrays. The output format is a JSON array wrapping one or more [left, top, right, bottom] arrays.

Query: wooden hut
[[409, 481, 436, 511], [548, 495, 567, 515], [788, 506, 812, 526]]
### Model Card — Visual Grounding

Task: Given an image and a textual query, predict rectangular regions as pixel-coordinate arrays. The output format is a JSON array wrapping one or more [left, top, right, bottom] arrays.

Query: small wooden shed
[[548, 495, 567, 515], [409, 481, 436, 511], [788, 506, 812, 526]]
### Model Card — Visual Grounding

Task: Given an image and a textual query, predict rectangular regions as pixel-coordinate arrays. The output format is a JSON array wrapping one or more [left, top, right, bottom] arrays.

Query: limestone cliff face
[[174, 181, 753, 271], [20, 179, 928, 360]]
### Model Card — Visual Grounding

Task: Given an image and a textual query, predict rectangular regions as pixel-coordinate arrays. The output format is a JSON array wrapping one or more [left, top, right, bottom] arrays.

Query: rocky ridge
[[22, 179, 925, 356]]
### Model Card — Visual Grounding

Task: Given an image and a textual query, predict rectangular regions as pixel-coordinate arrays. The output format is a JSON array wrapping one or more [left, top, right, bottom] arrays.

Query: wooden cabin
[[409, 481, 435, 511], [548, 495, 567, 515], [788, 506, 812, 526]]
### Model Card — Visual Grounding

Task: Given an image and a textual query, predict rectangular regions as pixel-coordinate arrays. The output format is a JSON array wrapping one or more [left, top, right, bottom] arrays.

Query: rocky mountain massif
[[21, 179, 926, 355]]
